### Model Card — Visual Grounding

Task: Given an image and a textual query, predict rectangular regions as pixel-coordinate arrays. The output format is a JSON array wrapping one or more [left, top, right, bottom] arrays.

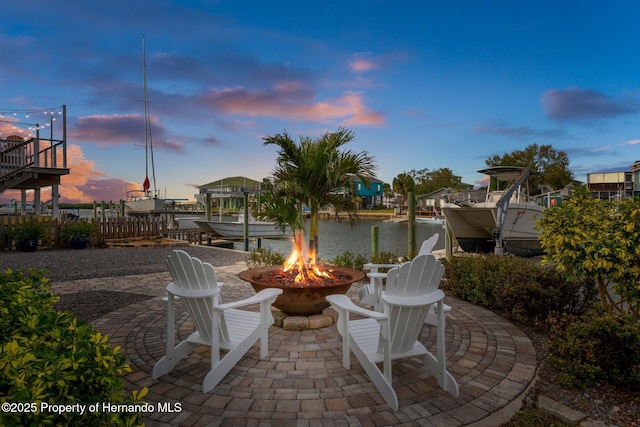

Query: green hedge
[[443, 255, 640, 390], [549, 310, 640, 390], [0, 269, 145, 426], [443, 255, 597, 329]]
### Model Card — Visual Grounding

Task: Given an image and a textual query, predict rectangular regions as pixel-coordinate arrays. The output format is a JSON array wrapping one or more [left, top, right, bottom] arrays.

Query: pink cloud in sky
[[202, 83, 385, 126], [475, 175, 490, 189], [349, 59, 376, 73], [59, 144, 140, 203], [348, 52, 377, 74], [2, 144, 140, 204]]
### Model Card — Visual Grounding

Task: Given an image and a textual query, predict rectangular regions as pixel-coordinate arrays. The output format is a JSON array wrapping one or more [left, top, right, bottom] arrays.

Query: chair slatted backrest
[[166, 250, 223, 342], [383, 254, 445, 354], [418, 233, 439, 256]]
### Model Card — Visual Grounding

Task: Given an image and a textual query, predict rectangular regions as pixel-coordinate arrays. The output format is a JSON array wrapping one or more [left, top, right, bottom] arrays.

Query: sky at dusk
[[1, 0, 639, 204]]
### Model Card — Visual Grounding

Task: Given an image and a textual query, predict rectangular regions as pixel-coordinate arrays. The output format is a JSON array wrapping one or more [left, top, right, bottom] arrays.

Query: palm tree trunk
[[309, 212, 319, 264]]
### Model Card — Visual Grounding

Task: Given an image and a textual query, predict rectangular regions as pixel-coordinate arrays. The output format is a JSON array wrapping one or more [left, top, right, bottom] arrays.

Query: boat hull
[[125, 198, 165, 214], [195, 220, 289, 238], [442, 203, 544, 257], [415, 216, 444, 225]]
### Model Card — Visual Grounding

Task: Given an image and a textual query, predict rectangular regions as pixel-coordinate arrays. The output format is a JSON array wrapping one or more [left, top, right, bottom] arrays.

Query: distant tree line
[[391, 143, 573, 200]]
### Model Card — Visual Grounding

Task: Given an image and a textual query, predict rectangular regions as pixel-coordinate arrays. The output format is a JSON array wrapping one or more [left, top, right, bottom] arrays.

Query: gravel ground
[[1, 245, 249, 282], [3, 245, 638, 426]]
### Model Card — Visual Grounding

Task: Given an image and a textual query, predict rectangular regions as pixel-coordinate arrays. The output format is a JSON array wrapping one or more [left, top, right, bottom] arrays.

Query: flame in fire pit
[[283, 230, 332, 283]]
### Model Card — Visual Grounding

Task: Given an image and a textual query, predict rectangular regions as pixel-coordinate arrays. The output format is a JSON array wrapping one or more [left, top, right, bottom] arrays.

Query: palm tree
[[392, 173, 415, 206], [263, 127, 377, 264]]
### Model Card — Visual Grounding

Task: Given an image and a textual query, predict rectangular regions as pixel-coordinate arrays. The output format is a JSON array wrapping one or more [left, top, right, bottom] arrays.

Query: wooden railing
[[0, 137, 67, 180]]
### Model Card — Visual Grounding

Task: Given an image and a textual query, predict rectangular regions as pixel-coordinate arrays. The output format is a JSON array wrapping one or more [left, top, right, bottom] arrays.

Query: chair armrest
[[363, 263, 401, 271], [167, 282, 221, 298], [326, 294, 387, 320], [216, 288, 282, 311], [382, 289, 444, 307], [367, 272, 388, 279]]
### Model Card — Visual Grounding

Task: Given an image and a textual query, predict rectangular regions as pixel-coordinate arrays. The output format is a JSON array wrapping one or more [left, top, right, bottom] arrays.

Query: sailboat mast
[[142, 35, 157, 197]]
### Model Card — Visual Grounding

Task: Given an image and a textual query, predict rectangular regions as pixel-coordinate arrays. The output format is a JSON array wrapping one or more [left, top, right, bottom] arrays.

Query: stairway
[[0, 137, 69, 193]]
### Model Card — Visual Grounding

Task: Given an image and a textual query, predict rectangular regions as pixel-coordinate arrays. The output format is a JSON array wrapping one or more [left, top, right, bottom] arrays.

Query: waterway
[[81, 210, 445, 261], [234, 218, 446, 261]]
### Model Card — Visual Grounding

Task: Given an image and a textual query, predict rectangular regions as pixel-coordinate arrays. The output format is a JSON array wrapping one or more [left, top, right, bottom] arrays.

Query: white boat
[[441, 166, 545, 257], [194, 211, 290, 238], [125, 35, 165, 215], [173, 215, 205, 229], [124, 191, 165, 214], [415, 216, 444, 225]]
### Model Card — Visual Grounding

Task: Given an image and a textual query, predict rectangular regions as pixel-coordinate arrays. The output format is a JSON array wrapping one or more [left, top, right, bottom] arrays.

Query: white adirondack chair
[[152, 249, 282, 392], [418, 232, 440, 256], [360, 233, 450, 325], [327, 254, 459, 411]]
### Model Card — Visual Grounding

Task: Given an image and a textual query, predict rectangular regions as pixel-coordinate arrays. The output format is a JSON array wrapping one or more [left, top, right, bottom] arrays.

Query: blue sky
[[1, 0, 639, 204]]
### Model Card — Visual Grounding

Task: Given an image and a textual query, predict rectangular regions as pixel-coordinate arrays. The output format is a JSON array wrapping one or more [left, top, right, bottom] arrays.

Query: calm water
[[233, 218, 446, 261]]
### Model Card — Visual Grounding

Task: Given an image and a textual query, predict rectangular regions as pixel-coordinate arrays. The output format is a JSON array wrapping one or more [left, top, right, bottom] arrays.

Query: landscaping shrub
[[548, 310, 640, 390], [0, 269, 145, 426], [330, 250, 405, 272], [443, 255, 597, 329], [329, 251, 370, 270], [247, 248, 286, 268], [443, 255, 500, 308], [370, 251, 407, 265]]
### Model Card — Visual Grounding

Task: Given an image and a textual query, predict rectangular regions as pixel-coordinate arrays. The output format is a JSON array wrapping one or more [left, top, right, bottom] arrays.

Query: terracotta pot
[[238, 266, 364, 315]]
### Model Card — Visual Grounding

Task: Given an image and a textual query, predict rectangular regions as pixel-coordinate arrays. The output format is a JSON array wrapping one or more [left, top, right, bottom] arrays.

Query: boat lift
[[201, 186, 265, 251], [490, 167, 536, 256]]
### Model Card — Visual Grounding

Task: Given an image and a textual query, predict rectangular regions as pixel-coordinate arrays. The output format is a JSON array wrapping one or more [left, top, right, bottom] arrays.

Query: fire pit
[[238, 265, 364, 315]]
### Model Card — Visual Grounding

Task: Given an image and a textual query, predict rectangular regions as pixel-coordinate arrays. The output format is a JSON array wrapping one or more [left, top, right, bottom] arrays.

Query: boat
[[125, 191, 165, 214], [415, 208, 444, 225], [0, 199, 36, 215], [194, 210, 290, 238], [173, 215, 205, 229], [125, 35, 165, 215], [441, 166, 545, 257], [415, 216, 444, 225]]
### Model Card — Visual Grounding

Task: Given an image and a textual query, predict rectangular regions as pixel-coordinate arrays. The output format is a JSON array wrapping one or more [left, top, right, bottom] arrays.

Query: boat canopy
[[477, 166, 542, 181]]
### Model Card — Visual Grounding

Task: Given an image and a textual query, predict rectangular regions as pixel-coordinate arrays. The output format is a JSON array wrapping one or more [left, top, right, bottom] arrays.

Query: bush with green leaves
[[538, 188, 640, 322], [247, 248, 287, 268], [548, 310, 640, 390], [329, 251, 369, 271], [443, 255, 597, 329], [0, 269, 145, 426], [9, 218, 47, 242], [329, 250, 406, 272], [61, 220, 98, 247]]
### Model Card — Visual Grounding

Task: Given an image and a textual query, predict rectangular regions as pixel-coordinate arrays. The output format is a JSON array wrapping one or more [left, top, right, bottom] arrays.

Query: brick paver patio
[[52, 262, 536, 426]]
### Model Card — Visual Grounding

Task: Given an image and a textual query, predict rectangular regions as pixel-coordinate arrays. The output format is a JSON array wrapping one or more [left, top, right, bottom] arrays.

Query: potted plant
[[10, 218, 47, 252], [61, 220, 96, 249]]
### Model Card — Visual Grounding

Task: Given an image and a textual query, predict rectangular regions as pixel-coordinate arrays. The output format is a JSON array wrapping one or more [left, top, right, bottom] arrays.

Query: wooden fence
[[0, 216, 205, 251], [99, 216, 166, 240], [164, 227, 204, 245]]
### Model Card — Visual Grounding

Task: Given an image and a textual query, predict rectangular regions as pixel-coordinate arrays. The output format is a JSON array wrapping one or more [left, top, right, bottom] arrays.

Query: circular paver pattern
[[53, 266, 536, 426]]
